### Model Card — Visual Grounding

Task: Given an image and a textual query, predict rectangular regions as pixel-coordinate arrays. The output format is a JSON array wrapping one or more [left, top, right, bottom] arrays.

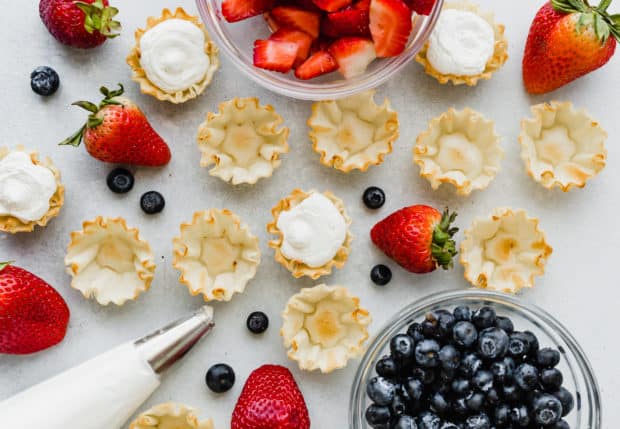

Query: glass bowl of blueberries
[[349, 289, 601, 429]]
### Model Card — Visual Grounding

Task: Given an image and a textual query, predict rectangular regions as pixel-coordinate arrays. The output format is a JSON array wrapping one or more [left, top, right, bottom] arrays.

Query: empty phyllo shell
[[519, 101, 607, 191], [308, 90, 399, 172], [281, 284, 371, 373], [268, 189, 352, 280], [197, 97, 289, 185], [130, 403, 214, 429], [65, 217, 155, 305], [173, 209, 260, 302], [460, 208, 553, 294], [414, 108, 503, 195]]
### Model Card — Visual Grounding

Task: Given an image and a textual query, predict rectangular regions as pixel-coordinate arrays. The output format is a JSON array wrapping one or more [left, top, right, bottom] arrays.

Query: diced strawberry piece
[[269, 27, 313, 68], [222, 0, 275, 22], [253, 39, 298, 72], [408, 0, 436, 15], [312, 0, 352, 12], [295, 50, 339, 79], [369, 0, 412, 57], [354, 0, 371, 11], [323, 8, 370, 37], [263, 12, 280, 32], [270, 6, 321, 39], [311, 36, 333, 54], [328, 36, 377, 78]]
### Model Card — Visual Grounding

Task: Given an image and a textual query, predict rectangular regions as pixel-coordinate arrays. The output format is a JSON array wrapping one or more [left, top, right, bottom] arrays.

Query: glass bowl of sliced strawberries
[[196, 0, 443, 100]]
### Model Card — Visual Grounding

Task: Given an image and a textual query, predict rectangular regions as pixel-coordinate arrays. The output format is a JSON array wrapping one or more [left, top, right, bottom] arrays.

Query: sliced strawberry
[[222, 0, 275, 22], [323, 8, 370, 37], [269, 27, 313, 68], [311, 36, 333, 54], [263, 12, 280, 32], [408, 0, 436, 15], [354, 0, 371, 11], [369, 0, 412, 57], [295, 50, 339, 79], [270, 6, 321, 39], [253, 39, 298, 72], [312, 0, 352, 12], [328, 36, 377, 78]]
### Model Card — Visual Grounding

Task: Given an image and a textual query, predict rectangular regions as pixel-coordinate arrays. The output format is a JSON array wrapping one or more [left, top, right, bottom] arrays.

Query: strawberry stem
[[552, 0, 620, 42], [74, 0, 121, 38], [0, 261, 14, 272], [431, 208, 458, 271]]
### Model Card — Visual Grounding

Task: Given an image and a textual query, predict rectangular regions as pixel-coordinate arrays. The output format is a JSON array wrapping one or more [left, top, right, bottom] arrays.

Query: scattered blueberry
[[31, 66, 60, 96], [532, 393, 563, 425], [540, 367, 564, 391], [246, 311, 269, 334], [365, 404, 392, 427], [453, 321, 478, 348], [553, 387, 575, 416], [536, 347, 561, 368], [371, 264, 392, 286], [106, 168, 134, 194], [205, 363, 235, 393], [363, 186, 386, 209], [367, 376, 396, 405], [394, 415, 418, 429], [478, 327, 509, 359], [140, 191, 165, 214]]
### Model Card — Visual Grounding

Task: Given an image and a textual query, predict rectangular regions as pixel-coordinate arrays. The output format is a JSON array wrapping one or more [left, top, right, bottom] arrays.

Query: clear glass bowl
[[349, 289, 602, 428], [195, 0, 444, 100]]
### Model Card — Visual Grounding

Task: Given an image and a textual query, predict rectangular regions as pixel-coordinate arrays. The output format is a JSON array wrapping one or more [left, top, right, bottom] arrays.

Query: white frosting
[[0, 151, 56, 222], [139, 19, 210, 92], [427, 9, 495, 76], [277, 193, 347, 268]]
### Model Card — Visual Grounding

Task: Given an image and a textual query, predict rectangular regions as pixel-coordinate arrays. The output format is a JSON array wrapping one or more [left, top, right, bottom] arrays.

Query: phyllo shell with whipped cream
[[281, 284, 371, 373], [130, 403, 214, 429]]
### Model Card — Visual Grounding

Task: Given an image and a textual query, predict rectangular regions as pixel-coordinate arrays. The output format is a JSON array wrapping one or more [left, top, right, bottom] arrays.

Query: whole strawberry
[[232, 365, 310, 429], [61, 84, 171, 166], [39, 0, 121, 49], [0, 262, 70, 355], [523, 0, 619, 94], [371, 205, 458, 274]]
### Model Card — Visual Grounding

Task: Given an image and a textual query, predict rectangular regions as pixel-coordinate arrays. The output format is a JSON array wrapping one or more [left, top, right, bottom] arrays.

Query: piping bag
[[0, 306, 215, 429]]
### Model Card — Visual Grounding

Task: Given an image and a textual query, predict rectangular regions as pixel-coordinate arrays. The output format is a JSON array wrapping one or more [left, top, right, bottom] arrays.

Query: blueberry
[[472, 370, 494, 392], [403, 377, 424, 402], [412, 366, 436, 385], [438, 368, 456, 383], [430, 391, 450, 414], [460, 352, 483, 377], [451, 378, 470, 395], [453, 321, 478, 348], [394, 415, 418, 429], [426, 310, 456, 337], [415, 339, 440, 368], [485, 387, 500, 407], [205, 363, 235, 393], [390, 334, 416, 364], [490, 359, 512, 384], [106, 168, 134, 194], [407, 322, 425, 343], [438, 344, 460, 370], [507, 332, 532, 358], [550, 420, 570, 429], [453, 305, 472, 321], [495, 316, 514, 334], [513, 363, 539, 391], [465, 391, 485, 412], [367, 376, 396, 405], [472, 307, 496, 329], [376, 355, 399, 379], [509, 405, 530, 427], [365, 404, 392, 427], [536, 347, 561, 368], [246, 311, 269, 334], [522, 331, 540, 355], [464, 412, 491, 429], [431, 378, 451, 395], [392, 391, 408, 416], [553, 387, 574, 417], [540, 368, 563, 391], [532, 393, 563, 425], [371, 264, 392, 286], [452, 397, 468, 416], [418, 411, 441, 429], [478, 327, 509, 359], [439, 423, 459, 429], [493, 403, 510, 426], [501, 383, 522, 403], [31, 66, 60, 96], [363, 186, 386, 209], [140, 191, 165, 214]]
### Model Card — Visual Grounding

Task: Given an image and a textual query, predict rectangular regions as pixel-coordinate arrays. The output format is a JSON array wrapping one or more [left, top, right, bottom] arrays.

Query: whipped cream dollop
[[277, 193, 347, 268], [0, 151, 56, 222], [139, 19, 210, 92], [427, 9, 495, 76]]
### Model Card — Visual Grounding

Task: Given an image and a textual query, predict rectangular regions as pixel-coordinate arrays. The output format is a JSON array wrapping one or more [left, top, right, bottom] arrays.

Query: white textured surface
[[1, 0, 619, 427]]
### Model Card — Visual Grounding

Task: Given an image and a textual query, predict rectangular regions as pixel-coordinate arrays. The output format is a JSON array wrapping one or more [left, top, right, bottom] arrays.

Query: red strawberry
[[407, 0, 436, 15], [222, 0, 275, 22], [369, 0, 413, 57], [323, 8, 371, 37], [264, 12, 281, 32], [523, 0, 619, 94], [254, 39, 299, 72], [295, 50, 339, 79], [371, 206, 458, 274], [0, 262, 70, 355], [232, 365, 310, 429], [328, 36, 377, 78], [39, 0, 120, 49], [270, 28, 314, 67], [60, 84, 171, 166], [271, 6, 321, 39], [355, 0, 372, 11], [312, 0, 353, 12]]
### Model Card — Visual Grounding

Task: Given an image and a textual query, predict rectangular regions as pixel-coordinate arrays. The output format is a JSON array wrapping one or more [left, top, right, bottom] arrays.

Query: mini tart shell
[[197, 97, 290, 185], [413, 108, 503, 195], [415, 1, 508, 86], [173, 209, 261, 302], [519, 101, 607, 192], [130, 403, 214, 429], [0, 146, 64, 234], [308, 90, 399, 172], [268, 189, 352, 280], [65, 217, 156, 306], [460, 208, 553, 294], [281, 284, 371, 373], [126, 7, 220, 104]]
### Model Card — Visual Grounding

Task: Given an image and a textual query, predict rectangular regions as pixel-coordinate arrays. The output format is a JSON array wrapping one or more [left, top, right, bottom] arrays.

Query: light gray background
[[0, 0, 618, 427]]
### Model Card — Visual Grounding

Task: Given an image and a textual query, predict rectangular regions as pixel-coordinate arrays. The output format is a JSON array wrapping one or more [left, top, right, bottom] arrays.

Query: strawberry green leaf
[[431, 208, 459, 270], [597, 0, 612, 12], [59, 125, 86, 147], [72, 101, 99, 113], [74, 0, 121, 39], [0, 261, 13, 272], [594, 12, 611, 41]]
